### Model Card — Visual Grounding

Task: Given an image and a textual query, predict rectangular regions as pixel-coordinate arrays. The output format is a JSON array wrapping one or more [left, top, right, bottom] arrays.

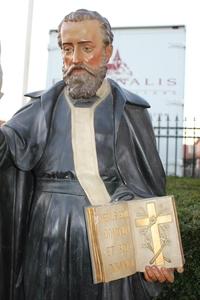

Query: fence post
[[157, 114, 161, 153], [183, 117, 187, 177], [192, 118, 196, 178], [174, 116, 179, 176], [165, 115, 169, 176]]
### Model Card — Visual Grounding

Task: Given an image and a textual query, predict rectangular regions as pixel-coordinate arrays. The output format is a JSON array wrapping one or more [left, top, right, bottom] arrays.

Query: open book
[[85, 195, 184, 283]]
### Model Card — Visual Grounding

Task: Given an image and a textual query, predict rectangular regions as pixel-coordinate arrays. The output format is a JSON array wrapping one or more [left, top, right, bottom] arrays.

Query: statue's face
[[60, 20, 112, 99]]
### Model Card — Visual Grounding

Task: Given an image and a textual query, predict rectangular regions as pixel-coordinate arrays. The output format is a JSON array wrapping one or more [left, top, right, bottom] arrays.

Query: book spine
[[85, 207, 104, 283]]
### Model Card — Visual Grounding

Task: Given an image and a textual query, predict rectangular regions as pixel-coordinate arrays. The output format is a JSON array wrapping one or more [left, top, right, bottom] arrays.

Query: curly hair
[[57, 9, 114, 49]]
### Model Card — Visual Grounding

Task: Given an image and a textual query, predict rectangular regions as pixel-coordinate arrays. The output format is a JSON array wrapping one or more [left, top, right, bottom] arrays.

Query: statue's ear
[[105, 44, 113, 63]]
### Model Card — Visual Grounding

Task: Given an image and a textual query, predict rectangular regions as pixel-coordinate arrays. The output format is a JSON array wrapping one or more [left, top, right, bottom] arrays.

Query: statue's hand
[[144, 266, 175, 283]]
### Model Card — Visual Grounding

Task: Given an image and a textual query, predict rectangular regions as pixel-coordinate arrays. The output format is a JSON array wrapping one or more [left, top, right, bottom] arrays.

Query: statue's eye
[[63, 47, 73, 55], [82, 46, 93, 53]]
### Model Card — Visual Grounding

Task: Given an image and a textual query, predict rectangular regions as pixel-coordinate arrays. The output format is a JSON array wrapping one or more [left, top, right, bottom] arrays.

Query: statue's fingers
[[145, 266, 165, 282], [144, 270, 154, 282], [161, 268, 174, 283]]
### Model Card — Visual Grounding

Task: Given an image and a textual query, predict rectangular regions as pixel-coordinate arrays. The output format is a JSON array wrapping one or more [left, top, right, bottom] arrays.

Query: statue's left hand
[[144, 266, 175, 283]]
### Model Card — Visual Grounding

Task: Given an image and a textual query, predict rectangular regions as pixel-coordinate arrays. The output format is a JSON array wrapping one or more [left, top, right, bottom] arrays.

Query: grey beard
[[63, 65, 107, 100]]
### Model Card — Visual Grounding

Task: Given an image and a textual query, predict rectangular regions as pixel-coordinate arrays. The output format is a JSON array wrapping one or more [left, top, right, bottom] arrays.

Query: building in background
[[184, 138, 200, 177], [0, 41, 5, 126], [0, 42, 3, 100]]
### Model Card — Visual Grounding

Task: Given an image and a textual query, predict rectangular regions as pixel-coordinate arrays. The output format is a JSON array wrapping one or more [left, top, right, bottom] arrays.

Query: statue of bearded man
[[0, 9, 175, 300]]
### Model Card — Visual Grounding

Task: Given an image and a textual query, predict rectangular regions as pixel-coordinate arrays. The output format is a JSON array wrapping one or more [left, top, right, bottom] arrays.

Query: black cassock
[[0, 79, 165, 300]]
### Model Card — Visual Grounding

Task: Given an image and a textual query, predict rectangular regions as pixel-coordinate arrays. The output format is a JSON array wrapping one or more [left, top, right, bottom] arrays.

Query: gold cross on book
[[135, 202, 172, 265]]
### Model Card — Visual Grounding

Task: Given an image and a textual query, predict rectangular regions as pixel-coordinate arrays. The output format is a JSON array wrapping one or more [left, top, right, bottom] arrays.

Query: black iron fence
[[153, 115, 200, 178]]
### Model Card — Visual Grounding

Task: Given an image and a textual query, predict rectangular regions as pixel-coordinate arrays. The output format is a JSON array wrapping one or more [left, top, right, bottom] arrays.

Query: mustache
[[64, 64, 96, 77]]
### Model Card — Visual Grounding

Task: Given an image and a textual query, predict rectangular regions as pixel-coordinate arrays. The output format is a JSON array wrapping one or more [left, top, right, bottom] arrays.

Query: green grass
[[155, 177, 200, 300]]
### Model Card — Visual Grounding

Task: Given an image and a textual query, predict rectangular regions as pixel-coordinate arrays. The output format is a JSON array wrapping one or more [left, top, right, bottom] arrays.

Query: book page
[[128, 196, 184, 271], [86, 202, 136, 283]]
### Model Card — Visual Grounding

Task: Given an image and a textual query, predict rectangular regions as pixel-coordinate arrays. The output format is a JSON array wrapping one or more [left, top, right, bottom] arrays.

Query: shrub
[[155, 177, 200, 299]]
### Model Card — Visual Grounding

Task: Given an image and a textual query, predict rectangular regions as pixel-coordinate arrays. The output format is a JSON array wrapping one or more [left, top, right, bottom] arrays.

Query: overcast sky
[[0, 0, 199, 120]]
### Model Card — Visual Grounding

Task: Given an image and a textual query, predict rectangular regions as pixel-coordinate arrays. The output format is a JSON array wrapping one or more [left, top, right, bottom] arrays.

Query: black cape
[[0, 79, 165, 300]]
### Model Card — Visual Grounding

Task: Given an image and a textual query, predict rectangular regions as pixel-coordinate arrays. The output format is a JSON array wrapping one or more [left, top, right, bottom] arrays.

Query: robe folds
[[0, 79, 165, 300]]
